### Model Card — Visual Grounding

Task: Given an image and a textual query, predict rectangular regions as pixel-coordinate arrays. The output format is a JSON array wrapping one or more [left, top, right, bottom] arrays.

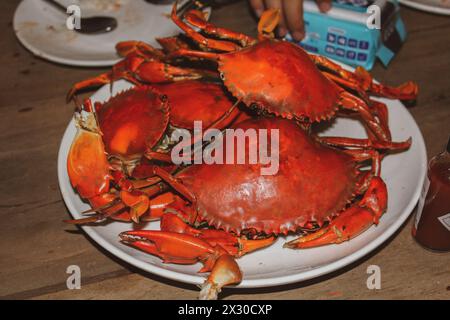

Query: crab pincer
[[120, 212, 275, 300], [119, 230, 242, 300], [285, 177, 388, 248]]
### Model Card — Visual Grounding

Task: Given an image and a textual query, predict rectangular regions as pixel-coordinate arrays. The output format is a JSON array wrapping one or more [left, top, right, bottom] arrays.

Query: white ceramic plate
[[14, 0, 210, 67], [58, 78, 427, 289], [399, 0, 450, 15]]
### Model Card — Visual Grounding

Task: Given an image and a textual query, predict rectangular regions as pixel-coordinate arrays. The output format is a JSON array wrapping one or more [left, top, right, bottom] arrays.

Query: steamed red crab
[[118, 117, 411, 299], [66, 81, 245, 224], [66, 86, 170, 224]]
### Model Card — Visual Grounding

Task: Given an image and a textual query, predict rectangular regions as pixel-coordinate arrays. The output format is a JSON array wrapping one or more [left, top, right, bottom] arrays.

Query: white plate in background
[[14, 0, 210, 67], [399, 0, 450, 15]]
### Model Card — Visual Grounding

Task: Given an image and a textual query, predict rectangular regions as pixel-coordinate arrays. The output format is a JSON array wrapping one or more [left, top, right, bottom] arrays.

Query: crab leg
[[318, 136, 412, 151], [67, 73, 116, 102], [323, 71, 395, 135], [354, 67, 418, 101], [144, 151, 174, 163], [339, 91, 391, 142], [169, 49, 221, 61], [149, 101, 246, 198], [183, 9, 256, 47], [161, 213, 275, 257], [153, 166, 197, 204], [172, 5, 276, 53], [114, 42, 192, 85], [171, 2, 240, 52], [285, 176, 387, 249], [115, 41, 165, 59], [67, 56, 213, 101], [156, 36, 194, 54], [309, 54, 367, 87], [65, 199, 126, 225], [125, 55, 214, 83], [119, 191, 150, 223], [347, 149, 382, 177], [199, 230, 275, 257], [317, 137, 399, 180], [65, 175, 170, 225], [310, 55, 418, 101], [368, 99, 389, 134], [323, 71, 370, 103], [325, 71, 390, 141], [110, 186, 173, 223]]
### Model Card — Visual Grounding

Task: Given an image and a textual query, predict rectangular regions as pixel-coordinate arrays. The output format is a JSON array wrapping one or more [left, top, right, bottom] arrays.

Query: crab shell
[[93, 81, 248, 179], [95, 86, 170, 161], [218, 40, 341, 122], [152, 80, 249, 130], [176, 118, 359, 235]]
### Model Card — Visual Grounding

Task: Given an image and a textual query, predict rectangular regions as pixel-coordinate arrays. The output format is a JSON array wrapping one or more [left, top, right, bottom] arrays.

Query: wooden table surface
[[1, 0, 449, 300]]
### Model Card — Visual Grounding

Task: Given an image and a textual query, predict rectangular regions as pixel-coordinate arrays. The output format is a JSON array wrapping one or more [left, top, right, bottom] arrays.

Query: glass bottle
[[412, 137, 450, 252]]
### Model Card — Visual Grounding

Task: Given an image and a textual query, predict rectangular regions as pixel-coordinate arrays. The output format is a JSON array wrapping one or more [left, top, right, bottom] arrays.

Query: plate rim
[[399, 0, 450, 15], [13, 0, 212, 67], [13, 0, 121, 67], [58, 81, 427, 289]]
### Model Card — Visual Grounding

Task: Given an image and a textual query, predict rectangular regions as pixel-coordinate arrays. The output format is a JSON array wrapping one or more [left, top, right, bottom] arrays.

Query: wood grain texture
[[0, 0, 449, 300]]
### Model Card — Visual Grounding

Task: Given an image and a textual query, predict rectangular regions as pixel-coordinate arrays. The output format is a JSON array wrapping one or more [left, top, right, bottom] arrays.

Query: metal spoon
[[43, 0, 118, 35]]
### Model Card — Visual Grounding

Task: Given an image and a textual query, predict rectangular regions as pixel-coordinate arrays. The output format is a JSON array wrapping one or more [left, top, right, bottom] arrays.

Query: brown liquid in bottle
[[412, 138, 450, 252]]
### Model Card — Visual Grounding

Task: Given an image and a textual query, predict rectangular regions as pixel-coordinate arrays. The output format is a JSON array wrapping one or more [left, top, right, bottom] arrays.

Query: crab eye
[[250, 103, 260, 111], [220, 73, 225, 81], [299, 116, 309, 122], [159, 94, 168, 102]]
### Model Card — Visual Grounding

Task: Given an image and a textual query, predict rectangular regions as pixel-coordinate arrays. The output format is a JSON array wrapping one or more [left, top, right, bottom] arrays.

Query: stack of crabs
[[65, 3, 418, 300]]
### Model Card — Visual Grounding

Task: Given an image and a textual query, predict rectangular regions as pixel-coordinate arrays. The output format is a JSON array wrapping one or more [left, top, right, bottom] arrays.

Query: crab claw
[[257, 8, 280, 38], [119, 230, 225, 271], [67, 116, 111, 200], [285, 177, 387, 249], [199, 254, 242, 300], [120, 228, 243, 300]]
